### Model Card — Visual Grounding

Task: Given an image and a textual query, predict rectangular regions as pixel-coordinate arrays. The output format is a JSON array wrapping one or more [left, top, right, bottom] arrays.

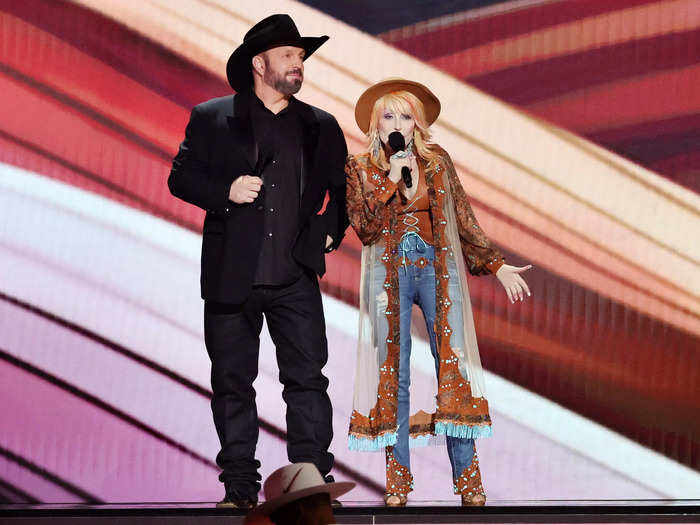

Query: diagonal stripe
[[380, 0, 657, 55], [0, 478, 40, 504], [0, 128, 198, 233], [0, 62, 173, 162], [428, 0, 699, 78], [0, 291, 210, 397], [0, 292, 385, 495], [467, 30, 700, 105], [0, 446, 102, 503], [0, 0, 228, 109], [0, 348, 219, 470], [528, 64, 700, 134]]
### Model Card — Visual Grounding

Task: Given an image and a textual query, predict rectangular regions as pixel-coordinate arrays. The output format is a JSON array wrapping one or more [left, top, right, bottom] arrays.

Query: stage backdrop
[[1, 0, 699, 503]]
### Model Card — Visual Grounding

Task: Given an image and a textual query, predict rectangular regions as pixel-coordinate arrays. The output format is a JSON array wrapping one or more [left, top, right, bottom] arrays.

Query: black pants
[[204, 272, 334, 496]]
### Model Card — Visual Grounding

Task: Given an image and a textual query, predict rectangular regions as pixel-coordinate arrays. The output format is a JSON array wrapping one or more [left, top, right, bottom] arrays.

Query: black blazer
[[168, 91, 348, 303]]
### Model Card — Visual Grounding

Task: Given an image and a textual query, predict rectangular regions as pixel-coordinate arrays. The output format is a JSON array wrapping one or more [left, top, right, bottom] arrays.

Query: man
[[168, 14, 348, 507]]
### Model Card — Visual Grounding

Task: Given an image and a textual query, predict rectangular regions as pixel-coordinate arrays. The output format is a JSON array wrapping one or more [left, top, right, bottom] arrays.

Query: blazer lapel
[[226, 91, 257, 170], [296, 101, 320, 213]]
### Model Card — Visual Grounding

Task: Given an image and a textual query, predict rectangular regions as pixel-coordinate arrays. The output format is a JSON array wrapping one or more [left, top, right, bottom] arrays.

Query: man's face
[[262, 46, 305, 95]]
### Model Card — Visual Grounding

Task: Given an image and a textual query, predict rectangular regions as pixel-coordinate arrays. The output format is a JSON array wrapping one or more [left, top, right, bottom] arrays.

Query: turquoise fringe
[[408, 435, 431, 448], [348, 431, 397, 451], [434, 422, 493, 439], [349, 424, 492, 451]]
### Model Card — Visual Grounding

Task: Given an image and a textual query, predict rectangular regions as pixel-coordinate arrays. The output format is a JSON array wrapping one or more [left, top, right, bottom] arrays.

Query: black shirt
[[250, 94, 303, 286]]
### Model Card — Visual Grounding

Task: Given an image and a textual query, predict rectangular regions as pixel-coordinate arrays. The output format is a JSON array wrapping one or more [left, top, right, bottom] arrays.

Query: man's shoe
[[216, 494, 257, 508], [216, 487, 257, 509], [324, 474, 342, 507]]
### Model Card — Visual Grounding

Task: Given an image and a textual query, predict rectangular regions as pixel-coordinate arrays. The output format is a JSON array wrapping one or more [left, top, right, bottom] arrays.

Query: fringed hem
[[348, 431, 397, 451], [349, 424, 491, 451], [408, 434, 433, 448], [434, 422, 493, 439]]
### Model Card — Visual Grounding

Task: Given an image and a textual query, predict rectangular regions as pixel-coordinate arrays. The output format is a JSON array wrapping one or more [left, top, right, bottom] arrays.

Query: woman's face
[[377, 106, 415, 147]]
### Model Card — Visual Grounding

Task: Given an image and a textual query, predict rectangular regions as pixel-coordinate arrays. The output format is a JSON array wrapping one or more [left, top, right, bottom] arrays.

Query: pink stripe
[[0, 360, 219, 502]]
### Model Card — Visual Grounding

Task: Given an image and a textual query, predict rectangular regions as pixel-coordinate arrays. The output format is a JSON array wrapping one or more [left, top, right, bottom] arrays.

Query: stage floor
[[1, 500, 699, 524]]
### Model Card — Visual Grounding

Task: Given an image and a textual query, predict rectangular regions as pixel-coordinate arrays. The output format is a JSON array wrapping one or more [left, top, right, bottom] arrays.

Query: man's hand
[[229, 175, 263, 204]]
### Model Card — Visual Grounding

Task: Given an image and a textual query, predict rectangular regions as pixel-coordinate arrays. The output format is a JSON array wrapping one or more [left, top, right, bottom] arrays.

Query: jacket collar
[[226, 90, 257, 170], [226, 90, 321, 212]]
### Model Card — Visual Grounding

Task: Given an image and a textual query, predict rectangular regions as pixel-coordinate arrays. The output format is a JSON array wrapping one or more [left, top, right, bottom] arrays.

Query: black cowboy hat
[[226, 14, 329, 92]]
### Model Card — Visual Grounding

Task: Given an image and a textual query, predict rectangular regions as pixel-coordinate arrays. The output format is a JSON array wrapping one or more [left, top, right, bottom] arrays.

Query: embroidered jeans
[[392, 233, 475, 480]]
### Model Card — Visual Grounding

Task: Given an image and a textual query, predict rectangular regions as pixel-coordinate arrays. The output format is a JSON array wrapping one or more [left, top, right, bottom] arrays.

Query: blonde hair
[[366, 91, 438, 171]]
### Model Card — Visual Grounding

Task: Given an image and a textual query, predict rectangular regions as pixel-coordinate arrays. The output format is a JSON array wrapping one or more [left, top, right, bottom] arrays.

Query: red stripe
[[0, 0, 230, 108], [651, 151, 700, 179], [382, 0, 658, 60], [585, 114, 700, 145], [480, 338, 700, 468], [584, 113, 700, 193], [0, 73, 205, 230], [528, 65, 700, 134], [0, 13, 190, 157], [587, 117, 700, 165], [466, 30, 700, 104]]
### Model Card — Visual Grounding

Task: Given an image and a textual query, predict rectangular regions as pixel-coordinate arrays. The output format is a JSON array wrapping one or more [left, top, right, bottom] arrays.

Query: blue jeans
[[392, 233, 474, 480]]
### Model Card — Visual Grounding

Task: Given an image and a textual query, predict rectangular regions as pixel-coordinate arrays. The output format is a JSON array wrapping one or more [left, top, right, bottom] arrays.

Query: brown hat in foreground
[[244, 463, 354, 522], [354, 77, 441, 134]]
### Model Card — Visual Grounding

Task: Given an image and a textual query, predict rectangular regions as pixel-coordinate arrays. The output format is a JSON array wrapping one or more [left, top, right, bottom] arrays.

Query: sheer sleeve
[[440, 149, 504, 276]]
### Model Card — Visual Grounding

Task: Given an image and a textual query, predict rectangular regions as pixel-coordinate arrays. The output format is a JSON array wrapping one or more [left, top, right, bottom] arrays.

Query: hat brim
[[354, 78, 441, 134], [245, 481, 355, 519], [226, 35, 328, 92]]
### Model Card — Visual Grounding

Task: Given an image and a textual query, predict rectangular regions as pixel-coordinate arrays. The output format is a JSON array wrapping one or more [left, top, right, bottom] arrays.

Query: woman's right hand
[[387, 153, 412, 184]]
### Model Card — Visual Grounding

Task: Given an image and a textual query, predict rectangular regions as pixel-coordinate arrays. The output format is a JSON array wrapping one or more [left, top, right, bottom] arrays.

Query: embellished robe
[[345, 145, 504, 451]]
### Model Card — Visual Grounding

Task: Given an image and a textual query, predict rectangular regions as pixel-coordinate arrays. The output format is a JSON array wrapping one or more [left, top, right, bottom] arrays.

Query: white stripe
[[0, 163, 202, 262], [2, 163, 698, 498]]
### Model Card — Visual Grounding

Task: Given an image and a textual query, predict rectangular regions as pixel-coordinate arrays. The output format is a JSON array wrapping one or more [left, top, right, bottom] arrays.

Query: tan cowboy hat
[[244, 463, 354, 521], [354, 77, 441, 134]]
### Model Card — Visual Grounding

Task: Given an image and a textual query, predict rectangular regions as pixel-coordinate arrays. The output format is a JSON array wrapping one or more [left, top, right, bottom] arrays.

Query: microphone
[[388, 131, 412, 188]]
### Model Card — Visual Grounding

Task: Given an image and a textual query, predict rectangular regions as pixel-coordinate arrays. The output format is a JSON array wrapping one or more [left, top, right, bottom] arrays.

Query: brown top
[[347, 151, 504, 275], [397, 161, 434, 244]]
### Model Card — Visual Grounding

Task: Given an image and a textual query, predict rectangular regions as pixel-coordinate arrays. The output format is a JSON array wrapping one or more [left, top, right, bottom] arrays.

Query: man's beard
[[264, 67, 303, 95]]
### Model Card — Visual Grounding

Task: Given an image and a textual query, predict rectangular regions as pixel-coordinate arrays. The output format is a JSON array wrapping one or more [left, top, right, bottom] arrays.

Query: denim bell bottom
[[392, 232, 475, 480]]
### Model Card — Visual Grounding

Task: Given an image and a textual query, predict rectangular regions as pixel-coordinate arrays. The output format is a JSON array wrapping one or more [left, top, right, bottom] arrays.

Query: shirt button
[[270, 208, 274, 212], [271, 183, 276, 188], [268, 232, 273, 237], [272, 160, 277, 165]]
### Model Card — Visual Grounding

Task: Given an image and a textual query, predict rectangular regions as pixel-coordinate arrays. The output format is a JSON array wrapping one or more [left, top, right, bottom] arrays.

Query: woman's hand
[[496, 264, 532, 303], [387, 152, 413, 184]]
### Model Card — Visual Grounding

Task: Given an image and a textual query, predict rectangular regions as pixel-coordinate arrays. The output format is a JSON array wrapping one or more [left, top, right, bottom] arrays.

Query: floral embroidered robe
[[345, 145, 504, 451]]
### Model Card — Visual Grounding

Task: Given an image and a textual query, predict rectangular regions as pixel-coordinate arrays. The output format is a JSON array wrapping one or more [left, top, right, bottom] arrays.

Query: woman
[[345, 78, 531, 506]]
